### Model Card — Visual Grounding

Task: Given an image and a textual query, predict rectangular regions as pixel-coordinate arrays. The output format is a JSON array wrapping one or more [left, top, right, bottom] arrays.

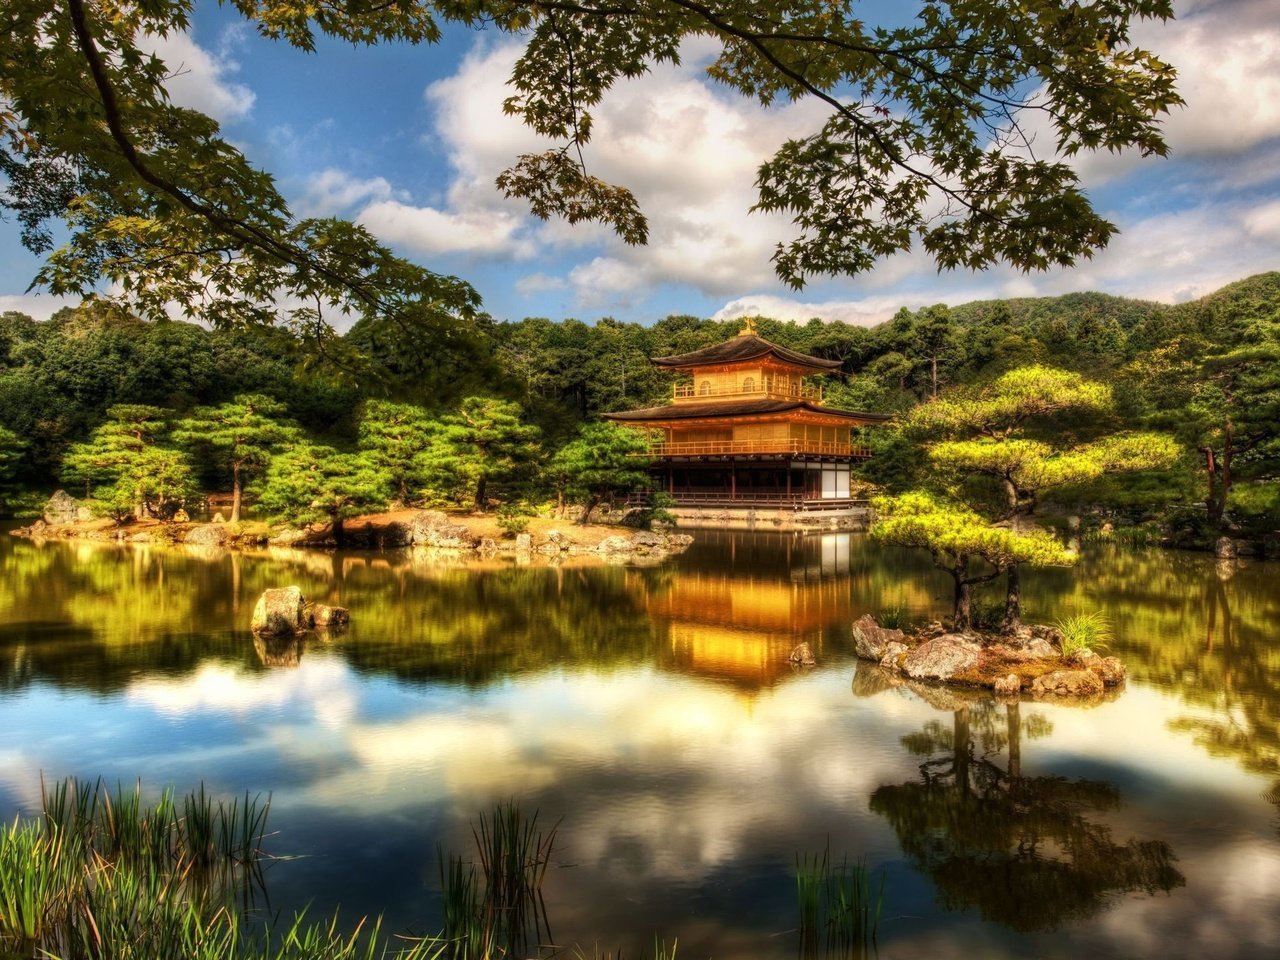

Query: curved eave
[[605, 399, 891, 424], [650, 335, 841, 373]]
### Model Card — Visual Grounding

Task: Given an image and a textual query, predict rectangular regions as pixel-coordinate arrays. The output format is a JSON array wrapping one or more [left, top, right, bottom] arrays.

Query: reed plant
[[796, 843, 884, 959], [1054, 611, 1113, 656], [439, 801, 557, 960]]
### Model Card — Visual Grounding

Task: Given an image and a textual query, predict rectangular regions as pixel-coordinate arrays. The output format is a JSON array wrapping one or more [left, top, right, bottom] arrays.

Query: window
[[698, 380, 711, 395], [741, 377, 755, 393]]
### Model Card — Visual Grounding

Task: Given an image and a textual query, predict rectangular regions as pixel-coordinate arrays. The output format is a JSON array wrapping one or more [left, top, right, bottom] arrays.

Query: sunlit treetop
[[906, 365, 1113, 438]]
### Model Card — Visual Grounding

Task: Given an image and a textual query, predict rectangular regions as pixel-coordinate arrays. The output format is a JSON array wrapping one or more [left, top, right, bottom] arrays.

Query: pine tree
[[356, 399, 439, 507], [872, 491, 1074, 631], [253, 443, 386, 545], [61, 404, 193, 521], [173, 394, 298, 522], [549, 422, 654, 524], [430, 397, 541, 510], [908, 366, 1179, 630]]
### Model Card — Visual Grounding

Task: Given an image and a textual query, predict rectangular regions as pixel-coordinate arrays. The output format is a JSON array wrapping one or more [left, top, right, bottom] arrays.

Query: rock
[[1096, 656, 1126, 686], [851, 614, 906, 661], [378, 521, 412, 548], [408, 511, 478, 549], [477, 537, 499, 555], [632, 530, 663, 548], [544, 530, 570, 550], [43, 490, 80, 525], [268, 528, 308, 546], [26, 519, 48, 537], [901, 634, 981, 682], [128, 532, 153, 543], [597, 535, 635, 554], [251, 586, 307, 637], [788, 642, 816, 665], [1214, 536, 1238, 559], [993, 674, 1022, 696], [1028, 623, 1066, 647], [212, 511, 226, 523], [311, 604, 349, 627], [879, 641, 909, 669], [172, 508, 190, 523], [184, 524, 228, 546], [1031, 669, 1104, 698], [515, 533, 532, 553], [75, 506, 94, 522], [1024, 638, 1058, 659], [665, 533, 694, 549]]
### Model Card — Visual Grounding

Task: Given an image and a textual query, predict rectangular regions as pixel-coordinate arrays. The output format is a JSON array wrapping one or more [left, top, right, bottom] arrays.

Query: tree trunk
[[952, 556, 972, 630], [474, 475, 487, 511], [1203, 446, 1221, 525], [1221, 417, 1234, 524], [1000, 564, 1022, 634], [578, 494, 602, 526], [332, 514, 346, 548], [231, 462, 242, 523]]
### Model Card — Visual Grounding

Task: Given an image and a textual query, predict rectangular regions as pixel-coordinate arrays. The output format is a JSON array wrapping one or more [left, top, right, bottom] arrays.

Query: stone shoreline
[[851, 614, 1126, 704], [9, 508, 694, 566]]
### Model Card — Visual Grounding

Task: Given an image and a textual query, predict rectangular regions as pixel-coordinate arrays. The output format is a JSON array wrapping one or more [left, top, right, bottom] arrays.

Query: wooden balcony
[[673, 383, 822, 403], [644, 439, 872, 458]]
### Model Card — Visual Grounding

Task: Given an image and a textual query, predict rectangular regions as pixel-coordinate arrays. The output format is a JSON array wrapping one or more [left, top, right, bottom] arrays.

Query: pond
[[1, 528, 1277, 959]]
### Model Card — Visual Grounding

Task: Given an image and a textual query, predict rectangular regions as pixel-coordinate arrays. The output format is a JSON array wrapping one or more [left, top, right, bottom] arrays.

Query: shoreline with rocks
[[10, 499, 694, 566], [851, 614, 1126, 704]]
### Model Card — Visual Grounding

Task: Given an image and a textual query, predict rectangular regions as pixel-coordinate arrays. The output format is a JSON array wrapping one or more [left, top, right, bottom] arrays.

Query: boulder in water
[[251, 586, 307, 637]]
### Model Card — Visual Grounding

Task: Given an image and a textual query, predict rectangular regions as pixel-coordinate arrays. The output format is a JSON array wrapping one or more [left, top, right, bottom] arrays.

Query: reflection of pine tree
[[871, 703, 1184, 932]]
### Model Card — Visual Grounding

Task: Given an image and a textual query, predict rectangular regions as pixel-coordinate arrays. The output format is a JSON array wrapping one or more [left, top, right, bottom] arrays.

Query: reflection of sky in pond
[[1, 531, 1278, 958]]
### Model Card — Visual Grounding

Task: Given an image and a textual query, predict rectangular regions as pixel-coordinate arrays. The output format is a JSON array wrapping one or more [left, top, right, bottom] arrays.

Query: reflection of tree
[[871, 702, 1184, 932], [1024, 545, 1280, 831]]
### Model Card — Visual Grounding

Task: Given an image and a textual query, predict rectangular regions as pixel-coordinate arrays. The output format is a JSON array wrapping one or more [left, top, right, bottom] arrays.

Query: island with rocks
[[851, 614, 1125, 702]]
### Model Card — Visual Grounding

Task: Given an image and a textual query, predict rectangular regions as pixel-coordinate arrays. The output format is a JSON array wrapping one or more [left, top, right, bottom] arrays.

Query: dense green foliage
[[0, 274, 1276, 532]]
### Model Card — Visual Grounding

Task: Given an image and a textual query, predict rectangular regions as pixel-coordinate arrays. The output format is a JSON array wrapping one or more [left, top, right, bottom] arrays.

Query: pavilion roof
[[650, 333, 842, 372], [604, 398, 891, 423]]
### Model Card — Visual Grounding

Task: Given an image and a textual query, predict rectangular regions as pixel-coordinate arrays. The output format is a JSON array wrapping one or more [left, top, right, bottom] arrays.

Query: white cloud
[[514, 272, 567, 296], [297, 169, 397, 217], [139, 29, 255, 122], [424, 40, 823, 303], [357, 198, 534, 258], [713, 293, 929, 328], [0, 292, 79, 320]]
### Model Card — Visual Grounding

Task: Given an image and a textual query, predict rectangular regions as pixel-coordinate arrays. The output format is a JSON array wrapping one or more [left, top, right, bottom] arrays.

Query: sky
[[1, 0, 1278, 328]]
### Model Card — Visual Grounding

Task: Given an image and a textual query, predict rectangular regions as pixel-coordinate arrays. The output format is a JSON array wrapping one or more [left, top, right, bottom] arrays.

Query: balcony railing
[[673, 383, 822, 402], [644, 439, 872, 458]]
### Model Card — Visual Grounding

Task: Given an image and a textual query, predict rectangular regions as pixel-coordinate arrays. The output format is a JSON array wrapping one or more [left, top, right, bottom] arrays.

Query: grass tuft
[[796, 841, 884, 958], [1054, 611, 1113, 657]]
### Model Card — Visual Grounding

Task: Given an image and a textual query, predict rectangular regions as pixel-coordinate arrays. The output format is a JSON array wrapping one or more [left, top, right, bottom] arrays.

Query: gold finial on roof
[[737, 317, 758, 337]]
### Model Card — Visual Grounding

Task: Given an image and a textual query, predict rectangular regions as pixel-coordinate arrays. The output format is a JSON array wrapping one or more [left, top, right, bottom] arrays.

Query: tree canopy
[[2, 0, 1181, 340]]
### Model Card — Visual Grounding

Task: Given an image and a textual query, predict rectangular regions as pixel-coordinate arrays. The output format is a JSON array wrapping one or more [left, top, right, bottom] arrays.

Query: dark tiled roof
[[604, 399, 891, 422], [651, 334, 842, 372]]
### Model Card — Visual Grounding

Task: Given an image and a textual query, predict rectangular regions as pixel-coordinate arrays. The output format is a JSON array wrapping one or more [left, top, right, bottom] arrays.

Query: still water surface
[[0, 530, 1277, 958]]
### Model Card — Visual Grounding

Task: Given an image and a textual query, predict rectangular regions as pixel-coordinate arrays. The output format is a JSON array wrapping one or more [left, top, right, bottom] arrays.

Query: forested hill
[[0, 272, 1276, 523]]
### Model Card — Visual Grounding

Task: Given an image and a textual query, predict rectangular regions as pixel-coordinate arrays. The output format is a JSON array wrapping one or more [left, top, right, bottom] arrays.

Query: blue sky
[[2, 0, 1278, 327]]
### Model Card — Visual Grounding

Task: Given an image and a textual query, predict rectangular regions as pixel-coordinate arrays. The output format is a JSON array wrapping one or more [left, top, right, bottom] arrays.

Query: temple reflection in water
[[638, 531, 857, 688]]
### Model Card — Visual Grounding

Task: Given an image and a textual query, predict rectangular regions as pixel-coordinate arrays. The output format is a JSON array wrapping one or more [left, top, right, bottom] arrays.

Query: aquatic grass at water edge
[[796, 842, 884, 958], [1054, 611, 1113, 657]]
